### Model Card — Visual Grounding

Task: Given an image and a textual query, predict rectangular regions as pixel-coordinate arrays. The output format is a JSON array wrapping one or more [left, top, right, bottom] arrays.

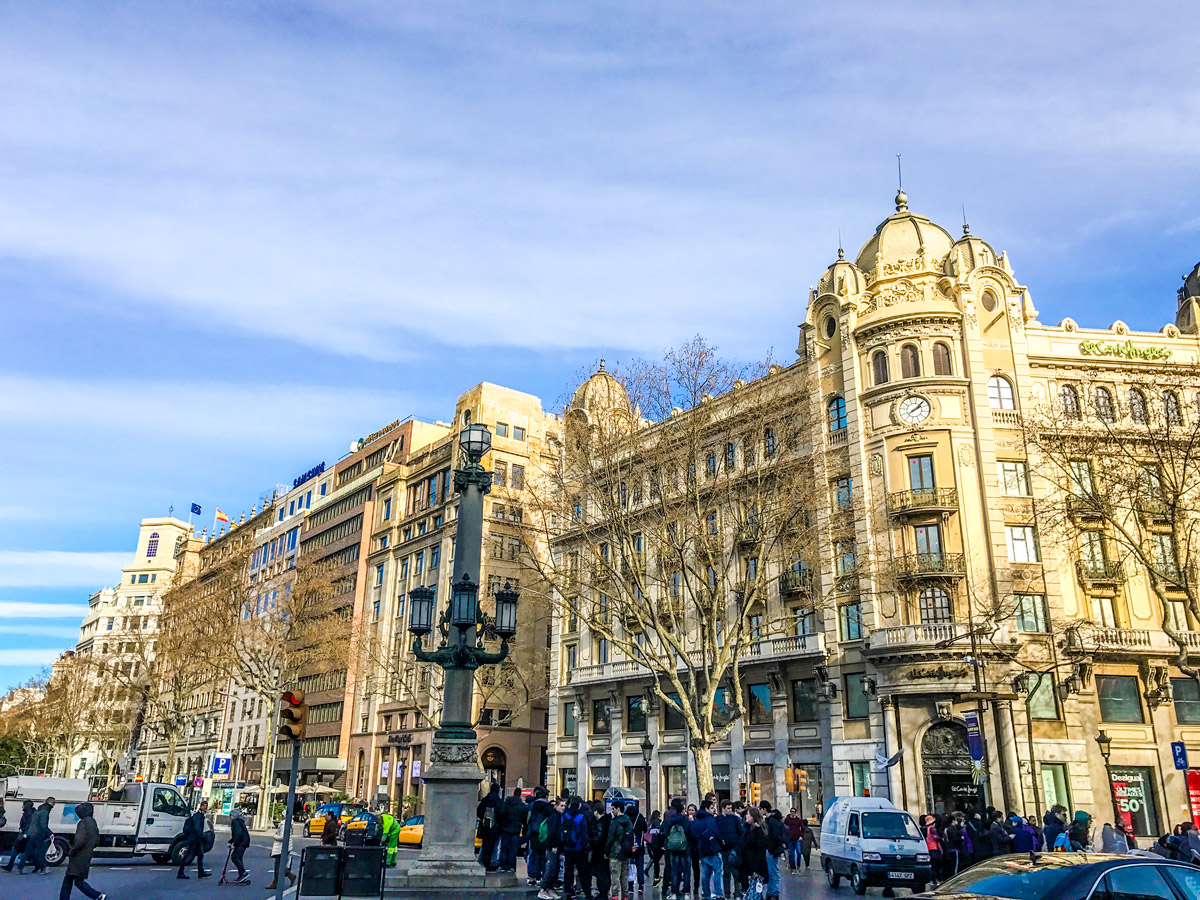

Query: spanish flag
[[215, 509, 230, 525]]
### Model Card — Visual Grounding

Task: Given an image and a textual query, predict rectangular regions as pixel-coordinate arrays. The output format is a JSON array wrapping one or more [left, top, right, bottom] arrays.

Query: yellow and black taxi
[[303, 803, 357, 838]]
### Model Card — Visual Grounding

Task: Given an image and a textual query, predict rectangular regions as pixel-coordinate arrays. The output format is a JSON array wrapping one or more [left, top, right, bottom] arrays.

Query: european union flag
[[190, 503, 202, 516]]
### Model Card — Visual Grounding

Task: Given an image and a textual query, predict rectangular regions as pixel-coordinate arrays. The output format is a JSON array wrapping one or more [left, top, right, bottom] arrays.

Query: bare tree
[[1021, 367, 1200, 687], [525, 337, 827, 794]]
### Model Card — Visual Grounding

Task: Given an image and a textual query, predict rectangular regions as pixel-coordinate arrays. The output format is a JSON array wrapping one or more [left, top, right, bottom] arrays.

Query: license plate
[[888, 872, 914, 880]]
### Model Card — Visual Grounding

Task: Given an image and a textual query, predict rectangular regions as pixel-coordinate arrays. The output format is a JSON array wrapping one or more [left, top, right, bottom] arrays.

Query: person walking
[[606, 800, 634, 900], [738, 808, 770, 900], [177, 800, 211, 880], [921, 815, 943, 884], [22, 797, 56, 875], [662, 798, 693, 900], [628, 802, 649, 896], [647, 810, 664, 888], [498, 788, 528, 873], [2, 800, 35, 872], [798, 818, 816, 871], [476, 782, 501, 872], [59, 801, 105, 900], [228, 808, 251, 884], [783, 809, 803, 873], [758, 802, 787, 900], [692, 799, 726, 900], [321, 808, 339, 846], [266, 818, 295, 890]]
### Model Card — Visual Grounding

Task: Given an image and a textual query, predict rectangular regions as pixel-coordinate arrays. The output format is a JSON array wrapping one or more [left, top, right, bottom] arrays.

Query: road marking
[[108, 866, 132, 870]]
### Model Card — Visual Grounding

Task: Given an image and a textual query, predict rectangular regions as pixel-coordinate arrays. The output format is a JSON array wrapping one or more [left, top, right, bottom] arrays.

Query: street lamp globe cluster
[[397, 422, 523, 887]]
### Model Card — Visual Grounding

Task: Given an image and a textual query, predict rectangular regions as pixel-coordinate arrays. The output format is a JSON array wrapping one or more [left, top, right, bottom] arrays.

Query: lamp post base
[[391, 740, 513, 890]]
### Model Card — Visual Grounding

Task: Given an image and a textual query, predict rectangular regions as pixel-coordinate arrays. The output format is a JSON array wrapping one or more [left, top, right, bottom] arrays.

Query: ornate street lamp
[[1095, 730, 1123, 826], [640, 735, 654, 808], [400, 423, 522, 886]]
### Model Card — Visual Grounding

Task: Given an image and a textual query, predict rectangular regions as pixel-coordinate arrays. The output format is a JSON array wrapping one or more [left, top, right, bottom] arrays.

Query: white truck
[[0, 776, 194, 866]]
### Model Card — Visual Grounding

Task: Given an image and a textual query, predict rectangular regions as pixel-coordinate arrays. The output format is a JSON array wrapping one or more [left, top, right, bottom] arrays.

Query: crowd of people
[[474, 784, 816, 900]]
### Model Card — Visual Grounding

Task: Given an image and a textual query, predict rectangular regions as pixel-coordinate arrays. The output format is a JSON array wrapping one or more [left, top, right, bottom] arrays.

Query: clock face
[[898, 396, 931, 425]]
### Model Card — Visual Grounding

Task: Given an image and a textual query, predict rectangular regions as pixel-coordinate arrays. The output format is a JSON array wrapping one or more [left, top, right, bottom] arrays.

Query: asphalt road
[[0, 837, 922, 900]]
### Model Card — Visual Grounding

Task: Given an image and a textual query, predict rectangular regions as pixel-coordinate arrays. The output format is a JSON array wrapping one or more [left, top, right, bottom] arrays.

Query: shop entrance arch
[[922, 721, 979, 813], [481, 746, 507, 791]]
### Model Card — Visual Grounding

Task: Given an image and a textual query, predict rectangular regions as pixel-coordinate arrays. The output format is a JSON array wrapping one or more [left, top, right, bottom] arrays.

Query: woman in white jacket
[[266, 820, 296, 890]]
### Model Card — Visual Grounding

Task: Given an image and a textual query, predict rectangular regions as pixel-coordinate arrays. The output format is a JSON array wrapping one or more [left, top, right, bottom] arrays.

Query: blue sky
[[2, 2, 1199, 691]]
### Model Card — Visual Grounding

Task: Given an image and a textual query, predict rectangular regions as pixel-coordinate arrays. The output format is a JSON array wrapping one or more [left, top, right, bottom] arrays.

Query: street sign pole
[[275, 739, 301, 900]]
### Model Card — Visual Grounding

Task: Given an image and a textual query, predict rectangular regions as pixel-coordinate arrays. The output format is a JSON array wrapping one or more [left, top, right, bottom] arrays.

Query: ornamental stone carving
[[431, 741, 483, 764], [869, 454, 883, 476], [957, 446, 974, 467], [881, 279, 922, 307]]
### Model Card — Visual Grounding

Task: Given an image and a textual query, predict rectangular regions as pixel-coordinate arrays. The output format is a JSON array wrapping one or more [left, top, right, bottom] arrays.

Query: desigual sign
[[1080, 339, 1173, 361]]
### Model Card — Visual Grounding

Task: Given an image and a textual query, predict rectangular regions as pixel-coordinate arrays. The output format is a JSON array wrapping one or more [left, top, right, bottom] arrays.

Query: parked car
[[915, 853, 1200, 900]]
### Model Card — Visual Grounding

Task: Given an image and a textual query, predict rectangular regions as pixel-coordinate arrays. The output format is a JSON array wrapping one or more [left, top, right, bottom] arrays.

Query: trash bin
[[297, 845, 341, 899], [340, 845, 386, 897]]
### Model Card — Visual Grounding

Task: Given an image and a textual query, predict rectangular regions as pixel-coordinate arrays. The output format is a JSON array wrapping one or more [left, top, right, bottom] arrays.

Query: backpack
[[666, 822, 689, 852], [619, 821, 635, 859], [537, 813, 552, 845], [562, 813, 588, 852]]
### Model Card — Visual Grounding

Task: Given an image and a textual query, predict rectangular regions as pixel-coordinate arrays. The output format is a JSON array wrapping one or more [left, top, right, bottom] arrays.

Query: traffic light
[[739, 784, 747, 803], [796, 768, 808, 792], [749, 782, 761, 804], [278, 689, 307, 741], [785, 769, 795, 792]]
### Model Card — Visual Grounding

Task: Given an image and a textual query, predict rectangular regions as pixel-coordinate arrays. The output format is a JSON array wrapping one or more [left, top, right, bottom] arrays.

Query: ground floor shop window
[[851, 761, 871, 797], [1110, 765, 1160, 836], [663, 765, 687, 804], [796, 764, 822, 820], [591, 767, 611, 800], [1041, 762, 1071, 813], [625, 766, 648, 795]]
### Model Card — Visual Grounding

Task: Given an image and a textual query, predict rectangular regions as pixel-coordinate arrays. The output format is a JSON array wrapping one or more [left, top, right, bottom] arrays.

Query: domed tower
[[1178, 262, 1200, 334], [944, 222, 999, 278], [567, 360, 632, 424], [855, 190, 955, 283]]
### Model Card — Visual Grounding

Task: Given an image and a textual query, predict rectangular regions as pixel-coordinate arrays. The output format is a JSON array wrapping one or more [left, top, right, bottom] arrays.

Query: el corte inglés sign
[[1080, 339, 1173, 361]]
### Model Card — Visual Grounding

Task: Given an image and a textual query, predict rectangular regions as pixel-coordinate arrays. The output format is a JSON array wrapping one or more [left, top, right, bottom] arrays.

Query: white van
[[820, 797, 931, 895]]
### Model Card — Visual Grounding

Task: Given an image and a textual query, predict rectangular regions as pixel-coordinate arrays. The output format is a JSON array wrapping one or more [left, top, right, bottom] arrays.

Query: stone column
[[609, 692, 623, 791], [772, 681, 790, 806], [880, 696, 900, 804], [993, 699, 1022, 813]]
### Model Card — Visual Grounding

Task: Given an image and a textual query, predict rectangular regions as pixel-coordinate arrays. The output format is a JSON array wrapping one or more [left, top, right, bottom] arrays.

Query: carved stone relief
[[869, 454, 883, 476]]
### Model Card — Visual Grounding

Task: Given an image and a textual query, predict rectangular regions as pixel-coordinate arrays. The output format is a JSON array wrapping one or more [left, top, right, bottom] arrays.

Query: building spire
[[894, 154, 908, 212], [962, 202, 970, 235]]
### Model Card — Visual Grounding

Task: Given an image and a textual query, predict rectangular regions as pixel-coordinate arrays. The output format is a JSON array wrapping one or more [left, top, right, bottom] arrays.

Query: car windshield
[[861, 812, 922, 840], [937, 857, 1083, 900]]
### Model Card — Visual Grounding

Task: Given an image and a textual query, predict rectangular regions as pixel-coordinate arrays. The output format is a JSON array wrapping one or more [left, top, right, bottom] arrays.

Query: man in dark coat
[[476, 783, 501, 871], [1042, 806, 1067, 850], [2, 799, 35, 871], [177, 799, 211, 879], [321, 808, 340, 846], [22, 797, 55, 875], [60, 802, 105, 900], [228, 808, 252, 883], [497, 788, 527, 872]]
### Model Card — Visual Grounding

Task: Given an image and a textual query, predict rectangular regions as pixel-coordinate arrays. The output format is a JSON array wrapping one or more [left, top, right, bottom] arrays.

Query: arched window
[[918, 586, 952, 624], [146, 533, 159, 558], [988, 376, 1015, 410], [872, 350, 889, 386], [933, 342, 953, 376], [1164, 390, 1182, 425], [828, 397, 847, 433], [1095, 387, 1115, 423], [901, 344, 921, 379], [1061, 385, 1081, 419], [1130, 388, 1148, 424]]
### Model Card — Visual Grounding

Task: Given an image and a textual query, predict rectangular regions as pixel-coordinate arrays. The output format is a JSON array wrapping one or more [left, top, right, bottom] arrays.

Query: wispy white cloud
[[0, 553, 129, 588], [0, 648, 63, 667], [0, 624, 81, 640]]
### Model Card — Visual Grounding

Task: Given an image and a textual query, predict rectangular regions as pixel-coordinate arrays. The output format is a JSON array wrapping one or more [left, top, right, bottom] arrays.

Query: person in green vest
[[380, 810, 400, 866]]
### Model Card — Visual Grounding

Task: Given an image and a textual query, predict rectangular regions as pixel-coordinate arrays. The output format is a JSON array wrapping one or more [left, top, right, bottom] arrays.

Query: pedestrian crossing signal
[[278, 689, 308, 742]]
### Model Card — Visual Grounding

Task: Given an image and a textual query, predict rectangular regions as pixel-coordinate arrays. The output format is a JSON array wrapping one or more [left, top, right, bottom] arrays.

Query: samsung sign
[[293, 462, 326, 488]]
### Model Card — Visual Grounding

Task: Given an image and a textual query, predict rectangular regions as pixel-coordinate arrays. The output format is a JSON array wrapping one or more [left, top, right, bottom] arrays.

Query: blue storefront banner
[[964, 711, 987, 784]]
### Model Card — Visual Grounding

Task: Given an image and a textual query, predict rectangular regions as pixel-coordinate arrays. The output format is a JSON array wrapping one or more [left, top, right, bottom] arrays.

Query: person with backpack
[[177, 799, 211, 880], [606, 800, 635, 900], [535, 796, 566, 899], [692, 798, 726, 900], [476, 783, 501, 872], [527, 788, 554, 887], [498, 788, 528, 873], [718, 801, 744, 897], [663, 798, 693, 900], [560, 797, 592, 900], [757, 802, 786, 900]]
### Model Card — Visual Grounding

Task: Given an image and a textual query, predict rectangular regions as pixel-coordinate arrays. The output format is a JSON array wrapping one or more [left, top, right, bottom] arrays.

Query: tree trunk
[[166, 732, 178, 778], [254, 703, 279, 831], [693, 740, 715, 797]]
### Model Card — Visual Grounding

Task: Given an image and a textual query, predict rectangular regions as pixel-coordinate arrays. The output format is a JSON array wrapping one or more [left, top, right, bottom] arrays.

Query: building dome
[[1182, 262, 1200, 302], [816, 248, 867, 297], [944, 223, 999, 277], [570, 361, 631, 415], [855, 190, 955, 277]]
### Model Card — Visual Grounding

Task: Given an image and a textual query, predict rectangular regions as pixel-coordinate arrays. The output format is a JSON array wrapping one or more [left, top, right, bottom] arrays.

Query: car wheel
[[851, 865, 867, 895], [304, 824, 311, 838], [912, 884, 927, 894], [169, 839, 188, 866], [826, 859, 841, 888]]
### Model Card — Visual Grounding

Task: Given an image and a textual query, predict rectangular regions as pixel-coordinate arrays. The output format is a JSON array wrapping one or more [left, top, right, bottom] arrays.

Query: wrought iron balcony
[[888, 488, 958, 517], [1075, 559, 1125, 585], [736, 521, 763, 547], [779, 569, 813, 598], [894, 552, 966, 580]]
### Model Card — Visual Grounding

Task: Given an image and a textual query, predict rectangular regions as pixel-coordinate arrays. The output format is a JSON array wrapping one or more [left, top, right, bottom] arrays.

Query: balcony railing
[[565, 634, 825, 685], [779, 570, 813, 598], [1067, 625, 1200, 656], [992, 410, 1021, 428], [895, 552, 966, 579], [865, 621, 971, 653], [888, 488, 958, 517], [1066, 495, 1104, 519], [736, 522, 763, 547], [828, 428, 849, 447], [1076, 559, 1125, 585]]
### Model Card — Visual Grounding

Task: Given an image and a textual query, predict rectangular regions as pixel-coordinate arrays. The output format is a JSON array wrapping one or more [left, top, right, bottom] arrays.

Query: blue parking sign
[[1172, 741, 1189, 770]]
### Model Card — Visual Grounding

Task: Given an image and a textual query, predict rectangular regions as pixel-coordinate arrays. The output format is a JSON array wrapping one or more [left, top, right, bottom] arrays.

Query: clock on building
[[898, 396, 931, 424]]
